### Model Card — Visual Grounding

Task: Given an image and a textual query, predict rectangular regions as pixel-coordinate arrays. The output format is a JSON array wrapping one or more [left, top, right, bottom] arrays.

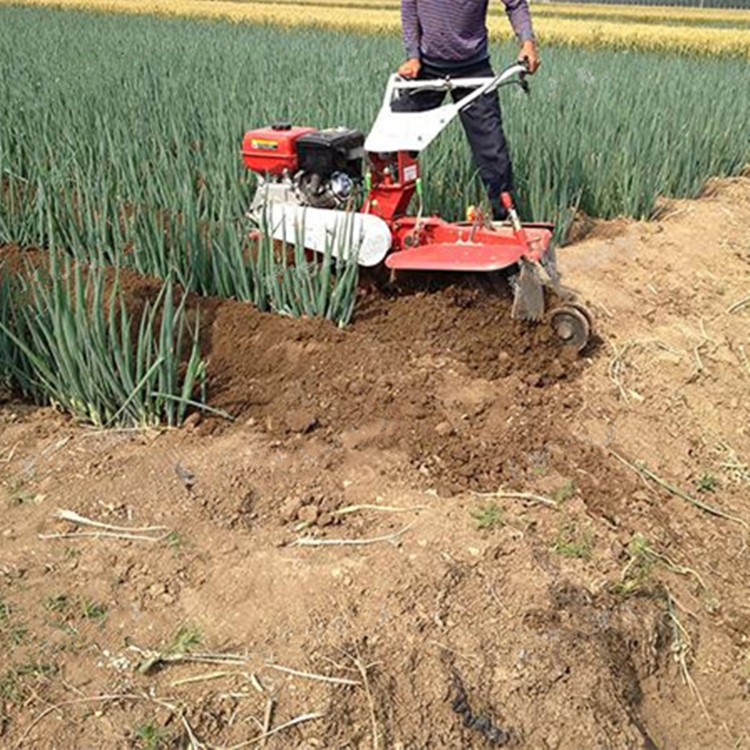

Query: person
[[397, 0, 540, 220]]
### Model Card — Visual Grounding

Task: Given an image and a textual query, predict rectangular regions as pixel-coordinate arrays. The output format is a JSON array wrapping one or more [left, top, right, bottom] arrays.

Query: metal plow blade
[[511, 259, 545, 322]]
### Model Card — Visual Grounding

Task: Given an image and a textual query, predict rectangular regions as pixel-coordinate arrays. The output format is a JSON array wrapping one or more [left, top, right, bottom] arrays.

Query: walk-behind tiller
[[242, 62, 592, 350]]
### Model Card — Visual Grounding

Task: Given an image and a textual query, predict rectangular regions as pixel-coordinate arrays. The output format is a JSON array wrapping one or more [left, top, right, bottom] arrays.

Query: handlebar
[[389, 61, 530, 114], [367, 61, 531, 154]]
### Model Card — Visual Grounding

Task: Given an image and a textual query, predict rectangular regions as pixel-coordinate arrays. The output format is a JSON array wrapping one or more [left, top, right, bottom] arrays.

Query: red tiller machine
[[242, 62, 592, 350]]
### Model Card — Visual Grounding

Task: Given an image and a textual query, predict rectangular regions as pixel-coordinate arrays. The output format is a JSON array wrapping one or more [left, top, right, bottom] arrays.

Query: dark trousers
[[393, 59, 514, 218]]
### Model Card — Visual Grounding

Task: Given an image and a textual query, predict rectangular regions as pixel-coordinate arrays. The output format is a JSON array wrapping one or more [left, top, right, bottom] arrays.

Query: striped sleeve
[[401, 0, 421, 59], [503, 0, 535, 42]]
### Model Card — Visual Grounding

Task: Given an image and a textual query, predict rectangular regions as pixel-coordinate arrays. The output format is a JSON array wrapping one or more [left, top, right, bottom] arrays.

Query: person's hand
[[398, 58, 421, 78], [518, 40, 540, 74]]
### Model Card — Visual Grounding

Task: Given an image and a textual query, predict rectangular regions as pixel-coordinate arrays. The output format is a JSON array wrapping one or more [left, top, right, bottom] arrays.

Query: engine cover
[[242, 124, 316, 176], [296, 128, 365, 180]]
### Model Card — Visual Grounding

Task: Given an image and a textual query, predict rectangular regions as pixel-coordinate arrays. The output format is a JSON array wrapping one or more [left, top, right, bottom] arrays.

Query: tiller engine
[[242, 62, 592, 350]]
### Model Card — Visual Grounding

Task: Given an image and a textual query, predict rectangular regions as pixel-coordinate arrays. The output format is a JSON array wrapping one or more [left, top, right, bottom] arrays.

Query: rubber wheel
[[550, 306, 591, 352]]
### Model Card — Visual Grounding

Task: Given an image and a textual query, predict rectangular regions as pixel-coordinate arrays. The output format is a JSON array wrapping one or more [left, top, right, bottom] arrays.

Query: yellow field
[[203, 0, 750, 26], [531, 2, 750, 24], [2, 0, 749, 57]]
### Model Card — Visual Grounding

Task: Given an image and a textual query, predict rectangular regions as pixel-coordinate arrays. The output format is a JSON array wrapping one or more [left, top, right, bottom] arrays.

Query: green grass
[[471, 502, 506, 530], [137, 623, 203, 674], [1, 255, 207, 426], [169, 624, 203, 654], [166, 531, 185, 552], [80, 599, 108, 624], [553, 479, 577, 504], [552, 523, 595, 559], [0, 661, 58, 706], [0, 8, 364, 328], [696, 473, 719, 492], [44, 594, 72, 615], [0, 598, 28, 648], [134, 722, 171, 750], [43, 593, 108, 627], [613, 533, 657, 595]]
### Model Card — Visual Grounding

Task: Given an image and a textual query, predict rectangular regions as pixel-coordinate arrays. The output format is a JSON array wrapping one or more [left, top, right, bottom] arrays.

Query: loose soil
[[1, 177, 749, 749]]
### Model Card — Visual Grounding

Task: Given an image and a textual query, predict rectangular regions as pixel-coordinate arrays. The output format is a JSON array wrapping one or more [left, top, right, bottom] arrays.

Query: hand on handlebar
[[398, 58, 421, 79], [518, 39, 540, 74]]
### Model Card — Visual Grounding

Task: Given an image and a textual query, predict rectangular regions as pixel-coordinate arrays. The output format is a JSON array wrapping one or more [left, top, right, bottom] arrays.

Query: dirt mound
[[1, 178, 749, 748], [2, 243, 587, 494], [202, 280, 586, 494]]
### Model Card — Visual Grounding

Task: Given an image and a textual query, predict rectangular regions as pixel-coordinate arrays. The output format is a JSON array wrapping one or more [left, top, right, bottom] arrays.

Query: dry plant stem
[[226, 712, 324, 749], [249, 673, 265, 694], [610, 450, 749, 530], [727, 294, 750, 314], [293, 522, 415, 547], [471, 490, 557, 508], [39, 531, 168, 542], [170, 670, 249, 688], [188, 652, 249, 663], [151, 392, 236, 421], [653, 551, 707, 591], [738, 345, 750, 375], [652, 339, 683, 356], [261, 697, 274, 749], [351, 647, 379, 750], [668, 590, 699, 621], [333, 504, 428, 516], [132, 644, 248, 673], [55, 508, 168, 532], [16, 693, 143, 748], [1, 443, 18, 463], [181, 714, 205, 750], [41, 436, 72, 457], [699, 318, 712, 343], [665, 590, 710, 721], [608, 339, 635, 404], [266, 663, 361, 687], [693, 345, 704, 373], [80, 426, 166, 437], [593, 300, 613, 319]]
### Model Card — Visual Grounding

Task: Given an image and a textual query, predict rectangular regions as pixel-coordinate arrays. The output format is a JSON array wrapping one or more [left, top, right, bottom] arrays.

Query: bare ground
[[1, 177, 749, 749]]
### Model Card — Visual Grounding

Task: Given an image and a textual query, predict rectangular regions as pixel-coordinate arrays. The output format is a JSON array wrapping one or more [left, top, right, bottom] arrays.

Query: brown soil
[[1, 177, 749, 749]]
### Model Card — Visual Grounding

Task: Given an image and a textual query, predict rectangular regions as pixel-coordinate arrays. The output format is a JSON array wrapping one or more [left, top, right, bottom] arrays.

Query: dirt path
[[1, 178, 749, 748]]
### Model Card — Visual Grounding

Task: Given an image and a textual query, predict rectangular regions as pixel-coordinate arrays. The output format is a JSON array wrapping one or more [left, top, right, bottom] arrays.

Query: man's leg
[[452, 61, 514, 220]]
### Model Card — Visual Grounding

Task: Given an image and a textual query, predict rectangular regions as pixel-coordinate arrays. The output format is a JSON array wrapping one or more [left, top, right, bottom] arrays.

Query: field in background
[[1, 6, 748, 247], [1, 0, 749, 55]]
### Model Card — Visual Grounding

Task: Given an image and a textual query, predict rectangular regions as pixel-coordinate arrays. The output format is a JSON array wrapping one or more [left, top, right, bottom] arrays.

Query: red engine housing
[[241, 123, 554, 276], [241, 125, 315, 176]]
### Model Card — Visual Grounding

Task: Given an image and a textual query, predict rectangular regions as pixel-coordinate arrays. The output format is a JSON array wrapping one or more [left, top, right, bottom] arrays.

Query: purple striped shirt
[[402, 0, 535, 64]]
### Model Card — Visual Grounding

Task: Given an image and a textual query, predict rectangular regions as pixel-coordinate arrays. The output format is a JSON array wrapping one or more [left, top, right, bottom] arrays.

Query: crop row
[[0, 256, 207, 427], [2, 7, 747, 239]]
